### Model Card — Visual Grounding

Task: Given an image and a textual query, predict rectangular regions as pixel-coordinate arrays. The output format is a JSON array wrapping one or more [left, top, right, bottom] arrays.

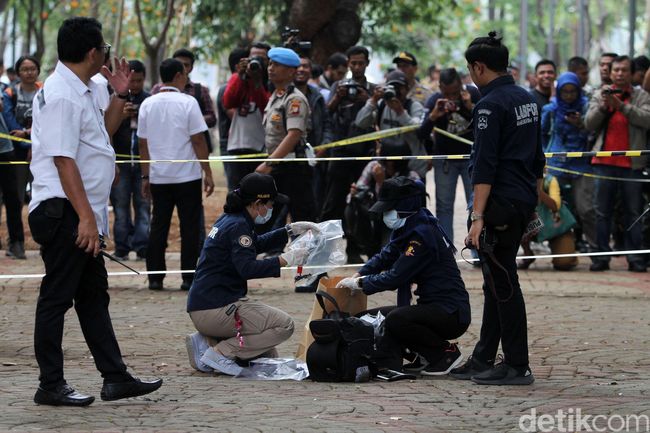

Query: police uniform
[[263, 82, 317, 223], [407, 81, 433, 105], [187, 208, 294, 360], [467, 74, 545, 371]]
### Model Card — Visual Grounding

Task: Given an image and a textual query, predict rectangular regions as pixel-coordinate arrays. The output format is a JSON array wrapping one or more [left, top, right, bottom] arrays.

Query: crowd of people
[[2, 14, 650, 405]]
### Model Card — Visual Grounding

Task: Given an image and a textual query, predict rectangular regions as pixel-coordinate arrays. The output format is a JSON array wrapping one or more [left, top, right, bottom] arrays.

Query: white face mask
[[383, 209, 407, 230], [254, 204, 273, 225]]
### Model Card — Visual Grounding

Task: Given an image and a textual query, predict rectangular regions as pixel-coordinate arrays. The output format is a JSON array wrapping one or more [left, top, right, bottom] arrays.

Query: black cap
[[238, 173, 289, 204], [392, 51, 417, 66], [369, 176, 423, 214], [385, 70, 408, 87]]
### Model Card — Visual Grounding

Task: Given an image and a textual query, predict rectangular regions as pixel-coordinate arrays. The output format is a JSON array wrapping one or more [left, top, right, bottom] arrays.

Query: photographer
[[223, 43, 272, 189], [321, 46, 376, 226], [584, 55, 650, 273], [317, 52, 348, 100], [354, 70, 427, 179], [450, 32, 545, 386], [418, 68, 481, 245]]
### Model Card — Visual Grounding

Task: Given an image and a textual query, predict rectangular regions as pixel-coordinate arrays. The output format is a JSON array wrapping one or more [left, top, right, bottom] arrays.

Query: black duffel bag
[[306, 291, 374, 382]]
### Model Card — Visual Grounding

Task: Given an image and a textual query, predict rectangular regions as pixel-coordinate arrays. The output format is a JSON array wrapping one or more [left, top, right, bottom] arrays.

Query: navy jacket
[[469, 75, 546, 206], [358, 208, 471, 325], [187, 212, 288, 312]]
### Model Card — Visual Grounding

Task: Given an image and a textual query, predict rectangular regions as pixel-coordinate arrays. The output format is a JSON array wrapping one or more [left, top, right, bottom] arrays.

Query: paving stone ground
[[1, 174, 649, 432]]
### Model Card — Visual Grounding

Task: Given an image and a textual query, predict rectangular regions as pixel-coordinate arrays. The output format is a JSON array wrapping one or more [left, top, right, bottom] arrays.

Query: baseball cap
[[369, 177, 424, 214], [392, 51, 417, 66], [238, 173, 289, 204], [385, 70, 408, 87], [268, 47, 301, 68]]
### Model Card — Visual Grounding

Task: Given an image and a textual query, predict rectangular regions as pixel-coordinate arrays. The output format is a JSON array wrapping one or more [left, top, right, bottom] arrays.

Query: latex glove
[[280, 247, 310, 267], [287, 221, 321, 236], [336, 277, 363, 295]]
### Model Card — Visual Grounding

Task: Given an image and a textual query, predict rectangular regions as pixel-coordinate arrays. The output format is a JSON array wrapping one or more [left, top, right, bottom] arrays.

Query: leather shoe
[[148, 281, 163, 291], [628, 262, 647, 273], [589, 261, 609, 272], [34, 384, 95, 406], [180, 281, 192, 291], [100, 377, 163, 401]]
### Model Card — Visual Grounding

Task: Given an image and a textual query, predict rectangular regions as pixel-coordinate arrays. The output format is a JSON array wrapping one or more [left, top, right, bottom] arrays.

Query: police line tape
[[2, 248, 649, 279], [547, 165, 650, 183], [0, 131, 31, 144]]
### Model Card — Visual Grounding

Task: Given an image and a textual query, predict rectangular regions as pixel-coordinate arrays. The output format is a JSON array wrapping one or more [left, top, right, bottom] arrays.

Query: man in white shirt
[[28, 17, 162, 407], [138, 58, 214, 291]]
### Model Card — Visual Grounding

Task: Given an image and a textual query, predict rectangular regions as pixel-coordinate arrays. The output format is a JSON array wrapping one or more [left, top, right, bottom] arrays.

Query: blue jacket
[[469, 75, 545, 206], [541, 72, 590, 177], [187, 212, 289, 312], [358, 208, 471, 325]]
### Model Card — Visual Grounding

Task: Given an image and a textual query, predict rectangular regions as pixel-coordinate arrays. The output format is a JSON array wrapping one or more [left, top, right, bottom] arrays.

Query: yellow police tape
[[546, 165, 650, 183], [0, 131, 32, 144]]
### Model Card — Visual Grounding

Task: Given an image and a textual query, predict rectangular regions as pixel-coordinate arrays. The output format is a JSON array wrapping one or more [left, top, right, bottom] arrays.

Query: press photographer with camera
[[321, 46, 377, 228], [354, 70, 428, 179], [450, 32, 545, 386], [223, 42, 272, 189]]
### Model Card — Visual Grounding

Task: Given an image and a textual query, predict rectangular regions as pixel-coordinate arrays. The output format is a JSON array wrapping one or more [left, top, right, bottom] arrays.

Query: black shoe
[[628, 262, 647, 272], [421, 343, 464, 376], [180, 281, 192, 291], [100, 377, 163, 401], [34, 384, 95, 406], [7, 241, 26, 260], [575, 240, 589, 254], [471, 363, 535, 385], [114, 250, 129, 261], [589, 261, 609, 272], [294, 273, 325, 293], [449, 355, 492, 380], [402, 354, 429, 373], [148, 281, 163, 291], [136, 249, 147, 261]]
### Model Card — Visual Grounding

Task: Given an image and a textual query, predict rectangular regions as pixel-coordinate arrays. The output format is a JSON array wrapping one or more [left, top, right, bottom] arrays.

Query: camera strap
[[478, 227, 514, 303]]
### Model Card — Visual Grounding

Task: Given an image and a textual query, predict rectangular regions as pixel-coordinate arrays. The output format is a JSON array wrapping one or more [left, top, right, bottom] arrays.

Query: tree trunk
[[135, 0, 176, 85], [644, 0, 650, 51], [113, 0, 125, 57], [289, 0, 362, 65], [21, 0, 35, 55], [0, 7, 9, 59]]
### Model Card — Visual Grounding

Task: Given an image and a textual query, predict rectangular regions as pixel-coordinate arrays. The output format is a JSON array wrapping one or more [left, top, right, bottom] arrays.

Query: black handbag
[[306, 291, 374, 382]]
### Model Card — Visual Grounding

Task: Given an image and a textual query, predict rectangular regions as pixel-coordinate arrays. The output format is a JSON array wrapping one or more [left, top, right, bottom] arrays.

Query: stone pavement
[[1, 248, 649, 432]]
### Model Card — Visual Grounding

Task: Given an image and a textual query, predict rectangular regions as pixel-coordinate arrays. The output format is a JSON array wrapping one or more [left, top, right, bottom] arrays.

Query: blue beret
[[268, 47, 301, 68]]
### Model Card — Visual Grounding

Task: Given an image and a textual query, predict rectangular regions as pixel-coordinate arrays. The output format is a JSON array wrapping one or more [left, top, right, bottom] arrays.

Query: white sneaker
[[185, 332, 212, 373], [200, 349, 243, 376]]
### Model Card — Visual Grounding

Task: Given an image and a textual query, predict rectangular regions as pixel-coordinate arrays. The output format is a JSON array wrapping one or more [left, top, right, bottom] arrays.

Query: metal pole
[[519, 0, 528, 82], [629, 0, 637, 56]]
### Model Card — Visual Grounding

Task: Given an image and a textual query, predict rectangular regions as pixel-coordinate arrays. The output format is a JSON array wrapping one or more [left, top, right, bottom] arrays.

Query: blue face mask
[[383, 210, 407, 230], [254, 204, 273, 225]]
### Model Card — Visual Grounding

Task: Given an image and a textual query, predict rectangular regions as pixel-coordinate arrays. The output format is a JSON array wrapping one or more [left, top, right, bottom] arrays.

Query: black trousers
[[320, 160, 367, 221], [0, 151, 24, 243], [359, 304, 468, 370], [224, 149, 260, 191], [472, 199, 533, 368], [147, 179, 202, 284], [272, 163, 316, 223], [31, 200, 128, 390]]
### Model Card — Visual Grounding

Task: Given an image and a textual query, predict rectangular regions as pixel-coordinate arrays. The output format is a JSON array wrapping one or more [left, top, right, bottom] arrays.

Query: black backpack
[[306, 291, 374, 382]]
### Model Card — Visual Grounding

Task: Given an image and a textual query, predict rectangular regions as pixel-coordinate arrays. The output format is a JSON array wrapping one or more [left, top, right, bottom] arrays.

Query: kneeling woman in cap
[[185, 173, 317, 375], [337, 176, 471, 375]]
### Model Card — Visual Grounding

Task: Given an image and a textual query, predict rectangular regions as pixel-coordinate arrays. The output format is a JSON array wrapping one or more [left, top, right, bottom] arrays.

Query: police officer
[[449, 32, 545, 385], [185, 173, 318, 375], [256, 47, 316, 225], [337, 177, 471, 375]]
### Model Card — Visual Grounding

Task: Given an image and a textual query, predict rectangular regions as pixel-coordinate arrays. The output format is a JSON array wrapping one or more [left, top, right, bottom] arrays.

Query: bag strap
[[315, 290, 343, 316]]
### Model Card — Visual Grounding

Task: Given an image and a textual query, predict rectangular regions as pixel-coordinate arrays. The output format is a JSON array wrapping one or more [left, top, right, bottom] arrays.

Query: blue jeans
[[592, 165, 645, 265], [433, 159, 472, 244], [110, 163, 150, 255]]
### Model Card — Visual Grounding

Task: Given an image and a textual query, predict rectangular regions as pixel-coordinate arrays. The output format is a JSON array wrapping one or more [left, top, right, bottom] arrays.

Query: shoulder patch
[[238, 235, 253, 247], [289, 98, 302, 116], [208, 226, 219, 239], [477, 116, 488, 130], [404, 240, 422, 256]]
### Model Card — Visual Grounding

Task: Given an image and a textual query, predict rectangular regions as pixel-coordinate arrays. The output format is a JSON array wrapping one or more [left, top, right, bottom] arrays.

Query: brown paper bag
[[295, 276, 368, 360], [550, 231, 578, 270]]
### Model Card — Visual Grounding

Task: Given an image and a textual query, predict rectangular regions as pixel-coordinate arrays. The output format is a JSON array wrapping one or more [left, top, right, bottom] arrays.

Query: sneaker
[[180, 281, 192, 291], [185, 332, 212, 373], [421, 344, 464, 376], [589, 261, 609, 272], [7, 241, 26, 260], [471, 363, 535, 385], [114, 250, 129, 261], [136, 249, 147, 261], [148, 280, 163, 291], [402, 354, 429, 373], [449, 355, 493, 380], [200, 349, 243, 376], [628, 262, 647, 273]]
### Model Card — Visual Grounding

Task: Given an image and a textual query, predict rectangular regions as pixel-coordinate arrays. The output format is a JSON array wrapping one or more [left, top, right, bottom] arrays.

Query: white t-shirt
[[91, 73, 110, 111], [29, 62, 116, 236], [137, 87, 208, 184]]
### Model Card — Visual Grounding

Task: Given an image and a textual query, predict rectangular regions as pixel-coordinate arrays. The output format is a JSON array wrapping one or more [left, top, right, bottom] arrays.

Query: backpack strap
[[315, 290, 343, 316]]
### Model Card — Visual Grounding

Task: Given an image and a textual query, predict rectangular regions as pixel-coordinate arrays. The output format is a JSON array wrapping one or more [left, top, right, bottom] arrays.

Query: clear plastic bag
[[359, 310, 385, 340], [235, 357, 309, 381], [288, 219, 347, 286]]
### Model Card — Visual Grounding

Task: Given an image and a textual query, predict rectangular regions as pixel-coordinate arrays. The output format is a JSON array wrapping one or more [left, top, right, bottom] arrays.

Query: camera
[[281, 26, 312, 55], [248, 56, 265, 72], [445, 100, 459, 112], [383, 85, 396, 100], [340, 78, 360, 98], [602, 88, 623, 95]]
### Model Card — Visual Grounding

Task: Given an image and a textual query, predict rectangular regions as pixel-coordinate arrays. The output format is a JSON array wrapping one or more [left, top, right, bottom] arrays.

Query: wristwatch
[[470, 211, 484, 222], [116, 91, 130, 100], [141, 175, 149, 180]]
